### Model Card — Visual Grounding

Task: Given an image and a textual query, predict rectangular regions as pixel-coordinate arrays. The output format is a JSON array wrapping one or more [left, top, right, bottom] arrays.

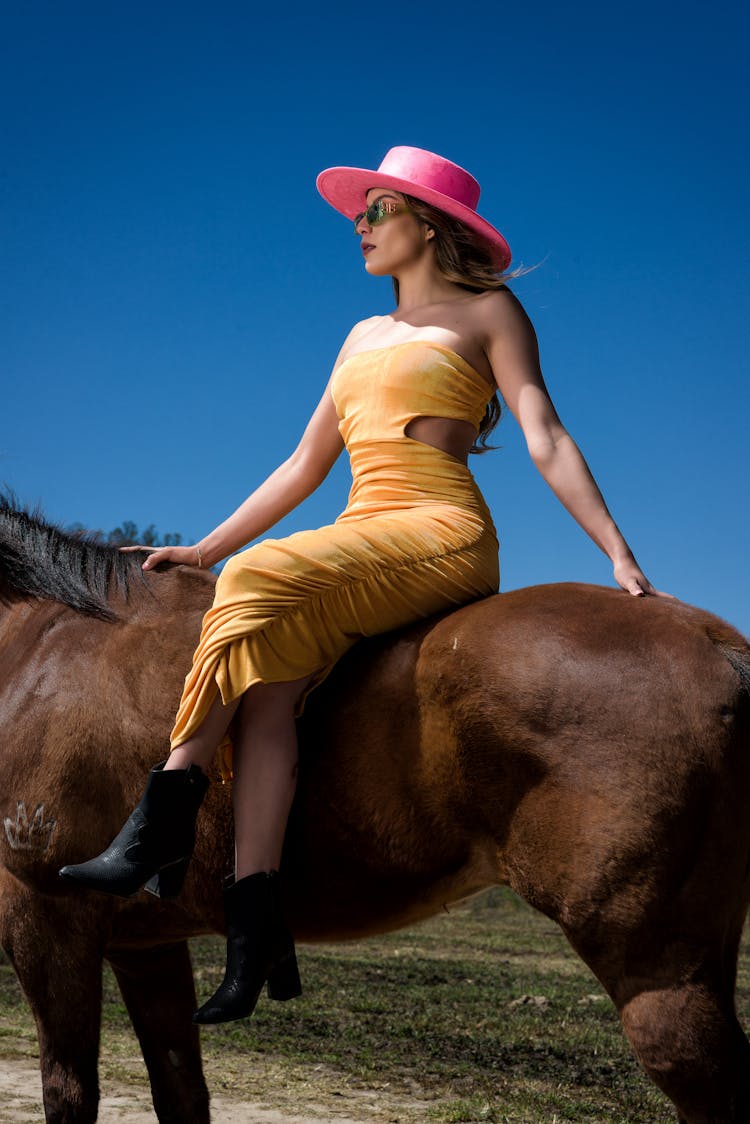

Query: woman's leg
[[230, 675, 312, 878], [165, 693, 241, 774], [191, 675, 311, 1025]]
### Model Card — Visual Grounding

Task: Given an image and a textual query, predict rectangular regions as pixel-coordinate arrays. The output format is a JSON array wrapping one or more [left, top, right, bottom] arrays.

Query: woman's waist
[[340, 441, 494, 524], [346, 439, 483, 491]]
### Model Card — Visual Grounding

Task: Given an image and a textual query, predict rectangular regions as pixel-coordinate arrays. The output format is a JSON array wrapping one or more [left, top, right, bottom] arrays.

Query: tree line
[[66, 520, 183, 547]]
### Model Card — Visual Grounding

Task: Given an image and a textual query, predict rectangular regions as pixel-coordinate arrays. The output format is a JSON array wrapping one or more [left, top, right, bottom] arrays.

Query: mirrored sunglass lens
[[353, 200, 394, 231]]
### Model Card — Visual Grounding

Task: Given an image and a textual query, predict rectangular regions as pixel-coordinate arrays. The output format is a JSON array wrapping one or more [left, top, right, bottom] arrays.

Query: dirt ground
[[0, 1058, 383, 1124]]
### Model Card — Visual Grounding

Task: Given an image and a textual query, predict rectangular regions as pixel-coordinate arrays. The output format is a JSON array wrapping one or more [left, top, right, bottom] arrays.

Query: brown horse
[[1, 496, 749, 1123]]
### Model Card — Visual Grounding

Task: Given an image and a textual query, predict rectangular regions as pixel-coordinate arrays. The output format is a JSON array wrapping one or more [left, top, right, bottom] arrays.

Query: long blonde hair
[[395, 192, 521, 453]]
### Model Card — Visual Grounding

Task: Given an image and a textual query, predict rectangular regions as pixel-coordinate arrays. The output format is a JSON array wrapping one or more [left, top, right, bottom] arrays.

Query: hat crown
[[376, 147, 481, 213]]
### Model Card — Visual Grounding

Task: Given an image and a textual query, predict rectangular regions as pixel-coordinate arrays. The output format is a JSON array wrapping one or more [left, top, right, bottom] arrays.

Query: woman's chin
[[363, 258, 390, 278]]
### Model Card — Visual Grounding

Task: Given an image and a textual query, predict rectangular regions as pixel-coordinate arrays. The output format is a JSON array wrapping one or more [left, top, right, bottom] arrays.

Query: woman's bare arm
[[481, 290, 666, 596], [185, 383, 344, 568], [130, 383, 343, 571], [129, 324, 384, 572]]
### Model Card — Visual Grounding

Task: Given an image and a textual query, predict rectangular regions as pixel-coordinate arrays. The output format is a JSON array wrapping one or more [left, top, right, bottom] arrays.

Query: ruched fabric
[[170, 341, 500, 778]]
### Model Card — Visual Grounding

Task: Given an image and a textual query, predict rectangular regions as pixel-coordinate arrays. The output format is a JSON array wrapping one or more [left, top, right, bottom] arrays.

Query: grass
[[1, 889, 748, 1122]]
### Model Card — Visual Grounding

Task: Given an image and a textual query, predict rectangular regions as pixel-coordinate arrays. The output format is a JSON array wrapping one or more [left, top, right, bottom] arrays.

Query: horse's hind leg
[[0, 881, 105, 1123], [619, 976, 750, 1123], [107, 940, 210, 1124], [580, 927, 750, 1124]]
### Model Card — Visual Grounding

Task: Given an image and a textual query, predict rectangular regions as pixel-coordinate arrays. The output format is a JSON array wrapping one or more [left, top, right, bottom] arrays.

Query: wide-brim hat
[[316, 145, 511, 270]]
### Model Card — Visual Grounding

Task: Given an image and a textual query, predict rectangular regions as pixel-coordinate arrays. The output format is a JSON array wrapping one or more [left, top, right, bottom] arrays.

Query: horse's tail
[[711, 630, 750, 893], [706, 608, 750, 694], [720, 646, 750, 694], [0, 493, 147, 620]]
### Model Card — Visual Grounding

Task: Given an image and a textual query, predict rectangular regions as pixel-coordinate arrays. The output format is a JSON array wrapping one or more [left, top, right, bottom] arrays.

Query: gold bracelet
[[195, 545, 203, 569]]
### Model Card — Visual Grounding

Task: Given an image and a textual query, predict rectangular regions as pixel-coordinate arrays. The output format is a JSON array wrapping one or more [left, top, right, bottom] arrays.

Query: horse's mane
[[0, 494, 149, 621]]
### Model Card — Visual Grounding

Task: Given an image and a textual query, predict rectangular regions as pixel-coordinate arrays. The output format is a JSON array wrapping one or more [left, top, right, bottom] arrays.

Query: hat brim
[[316, 165, 511, 271]]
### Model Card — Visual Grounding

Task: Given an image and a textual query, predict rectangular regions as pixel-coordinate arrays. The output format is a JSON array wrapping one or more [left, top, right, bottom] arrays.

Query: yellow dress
[[170, 341, 500, 776]]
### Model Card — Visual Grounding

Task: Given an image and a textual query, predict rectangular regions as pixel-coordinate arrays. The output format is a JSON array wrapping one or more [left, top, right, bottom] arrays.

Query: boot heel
[[144, 857, 190, 899], [267, 948, 302, 1001]]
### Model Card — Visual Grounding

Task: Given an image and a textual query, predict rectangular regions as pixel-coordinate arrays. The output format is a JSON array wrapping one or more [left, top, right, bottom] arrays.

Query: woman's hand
[[119, 544, 203, 571], [612, 555, 672, 598]]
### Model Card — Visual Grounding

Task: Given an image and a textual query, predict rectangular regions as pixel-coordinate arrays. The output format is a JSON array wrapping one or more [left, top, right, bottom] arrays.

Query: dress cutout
[[169, 341, 500, 778]]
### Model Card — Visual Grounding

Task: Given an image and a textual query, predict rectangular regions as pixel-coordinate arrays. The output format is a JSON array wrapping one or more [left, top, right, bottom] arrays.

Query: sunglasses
[[353, 198, 411, 232]]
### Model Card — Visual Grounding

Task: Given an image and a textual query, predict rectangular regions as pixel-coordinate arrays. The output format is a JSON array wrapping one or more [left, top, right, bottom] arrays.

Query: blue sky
[[3, 1, 748, 636]]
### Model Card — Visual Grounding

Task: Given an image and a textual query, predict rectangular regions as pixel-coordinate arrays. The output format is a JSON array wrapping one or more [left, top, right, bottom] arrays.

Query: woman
[[60, 146, 660, 1024]]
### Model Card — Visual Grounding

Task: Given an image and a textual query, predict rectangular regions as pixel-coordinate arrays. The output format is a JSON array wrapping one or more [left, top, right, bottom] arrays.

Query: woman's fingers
[[117, 544, 164, 570], [628, 576, 677, 599], [118, 545, 201, 571], [142, 547, 185, 570], [614, 564, 675, 600]]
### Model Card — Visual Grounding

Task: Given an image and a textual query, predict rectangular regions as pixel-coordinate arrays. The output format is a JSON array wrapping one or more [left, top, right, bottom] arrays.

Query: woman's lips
[[361, 243, 375, 255]]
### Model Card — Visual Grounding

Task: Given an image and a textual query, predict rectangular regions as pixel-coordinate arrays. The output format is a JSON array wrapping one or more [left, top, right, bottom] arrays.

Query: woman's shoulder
[[472, 287, 537, 345], [472, 285, 525, 319], [332, 316, 384, 369], [346, 315, 384, 342]]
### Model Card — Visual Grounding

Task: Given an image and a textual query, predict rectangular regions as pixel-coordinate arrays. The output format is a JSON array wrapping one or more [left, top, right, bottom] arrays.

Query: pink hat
[[316, 146, 511, 270]]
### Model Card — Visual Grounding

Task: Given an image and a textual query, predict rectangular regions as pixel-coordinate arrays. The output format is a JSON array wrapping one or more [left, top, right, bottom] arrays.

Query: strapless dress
[[169, 341, 500, 776]]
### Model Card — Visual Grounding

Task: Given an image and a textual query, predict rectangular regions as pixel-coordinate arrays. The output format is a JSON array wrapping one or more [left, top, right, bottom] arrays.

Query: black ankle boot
[[193, 870, 301, 1025], [59, 761, 209, 899]]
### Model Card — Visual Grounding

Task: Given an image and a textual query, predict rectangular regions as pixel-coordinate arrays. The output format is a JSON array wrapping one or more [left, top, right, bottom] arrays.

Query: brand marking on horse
[[4, 802, 56, 851]]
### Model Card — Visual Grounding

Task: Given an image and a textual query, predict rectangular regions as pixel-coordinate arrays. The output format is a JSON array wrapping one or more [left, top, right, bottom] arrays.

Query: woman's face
[[356, 187, 433, 276]]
